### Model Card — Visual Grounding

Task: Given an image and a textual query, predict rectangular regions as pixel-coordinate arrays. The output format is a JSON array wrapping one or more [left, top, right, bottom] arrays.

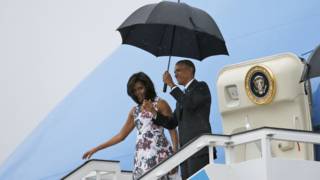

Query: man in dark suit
[[152, 60, 216, 179]]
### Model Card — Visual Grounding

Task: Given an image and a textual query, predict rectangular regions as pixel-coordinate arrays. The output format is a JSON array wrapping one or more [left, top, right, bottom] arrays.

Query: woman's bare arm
[[157, 100, 179, 151], [82, 107, 135, 159], [169, 129, 179, 152]]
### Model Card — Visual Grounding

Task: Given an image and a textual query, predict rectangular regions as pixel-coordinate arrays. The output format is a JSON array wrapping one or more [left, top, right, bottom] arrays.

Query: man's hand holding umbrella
[[163, 71, 176, 89]]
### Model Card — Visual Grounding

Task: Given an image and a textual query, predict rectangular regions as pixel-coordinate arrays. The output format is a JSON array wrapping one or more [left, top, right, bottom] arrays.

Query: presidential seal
[[245, 65, 276, 104]]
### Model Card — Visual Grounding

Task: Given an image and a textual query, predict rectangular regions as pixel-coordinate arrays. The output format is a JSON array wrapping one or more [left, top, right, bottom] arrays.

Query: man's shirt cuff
[[171, 85, 178, 91]]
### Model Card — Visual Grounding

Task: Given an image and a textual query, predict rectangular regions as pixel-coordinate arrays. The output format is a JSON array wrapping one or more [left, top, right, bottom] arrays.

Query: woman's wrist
[[151, 110, 157, 119], [93, 147, 99, 152]]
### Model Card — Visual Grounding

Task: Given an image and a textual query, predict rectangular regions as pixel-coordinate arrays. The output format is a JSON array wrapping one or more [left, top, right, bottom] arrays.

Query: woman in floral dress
[[82, 72, 178, 179]]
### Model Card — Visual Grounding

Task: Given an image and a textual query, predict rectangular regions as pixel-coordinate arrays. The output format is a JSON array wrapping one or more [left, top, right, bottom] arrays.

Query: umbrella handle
[[163, 83, 168, 93], [163, 55, 172, 93]]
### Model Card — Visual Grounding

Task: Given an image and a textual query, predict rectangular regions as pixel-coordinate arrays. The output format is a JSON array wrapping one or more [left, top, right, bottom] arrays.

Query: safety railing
[[138, 127, 320, 180], [61, 159, 132, 180]]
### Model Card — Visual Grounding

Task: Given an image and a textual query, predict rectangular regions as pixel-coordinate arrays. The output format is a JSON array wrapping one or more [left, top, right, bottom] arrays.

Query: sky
[[0, 0, 320, 179], [0, 0, 158, 165]]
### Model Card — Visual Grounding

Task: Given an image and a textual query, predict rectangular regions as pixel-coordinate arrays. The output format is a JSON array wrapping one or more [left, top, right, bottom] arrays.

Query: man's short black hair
[[127, 72, 157, 105], [176, 59, 196, 76]]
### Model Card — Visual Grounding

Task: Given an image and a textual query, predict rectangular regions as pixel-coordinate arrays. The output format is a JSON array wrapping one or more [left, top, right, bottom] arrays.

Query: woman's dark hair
[[127, 72, 157, 104]]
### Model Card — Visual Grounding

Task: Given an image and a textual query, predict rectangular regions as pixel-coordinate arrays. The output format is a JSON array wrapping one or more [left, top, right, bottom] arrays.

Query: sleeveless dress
[[132, 97, 175, 180]]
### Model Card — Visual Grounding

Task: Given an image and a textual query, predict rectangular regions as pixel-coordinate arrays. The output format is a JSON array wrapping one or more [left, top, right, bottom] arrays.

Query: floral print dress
[[133, 97, 175, 180]]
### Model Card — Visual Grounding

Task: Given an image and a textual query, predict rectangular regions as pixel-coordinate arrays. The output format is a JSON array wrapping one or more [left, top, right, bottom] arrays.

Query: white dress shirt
[[171, 79, 194, 93]]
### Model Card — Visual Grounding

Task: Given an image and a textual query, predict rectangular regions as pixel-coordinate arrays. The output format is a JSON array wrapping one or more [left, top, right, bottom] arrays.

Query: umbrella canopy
[[300, 44, 320, 82], [117, 1, 228, 60]]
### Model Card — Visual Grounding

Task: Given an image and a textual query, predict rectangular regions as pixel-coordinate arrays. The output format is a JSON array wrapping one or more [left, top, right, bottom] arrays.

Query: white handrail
[[139, 127, 320, 180], [61, 159, 131, 180]]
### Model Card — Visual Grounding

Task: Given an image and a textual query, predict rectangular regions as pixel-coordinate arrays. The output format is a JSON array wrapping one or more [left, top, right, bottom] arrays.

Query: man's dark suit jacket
[[154, 79, 216, 155]]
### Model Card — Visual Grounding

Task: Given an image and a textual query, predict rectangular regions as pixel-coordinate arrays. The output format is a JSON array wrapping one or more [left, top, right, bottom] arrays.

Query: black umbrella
[[117, 1, 228, 92], [300, 44, 320, 82]]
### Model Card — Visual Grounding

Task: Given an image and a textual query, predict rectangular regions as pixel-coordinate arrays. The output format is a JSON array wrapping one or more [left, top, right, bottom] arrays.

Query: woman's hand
[[142, 99, 157, 116], [82, 148, 97, 160]]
